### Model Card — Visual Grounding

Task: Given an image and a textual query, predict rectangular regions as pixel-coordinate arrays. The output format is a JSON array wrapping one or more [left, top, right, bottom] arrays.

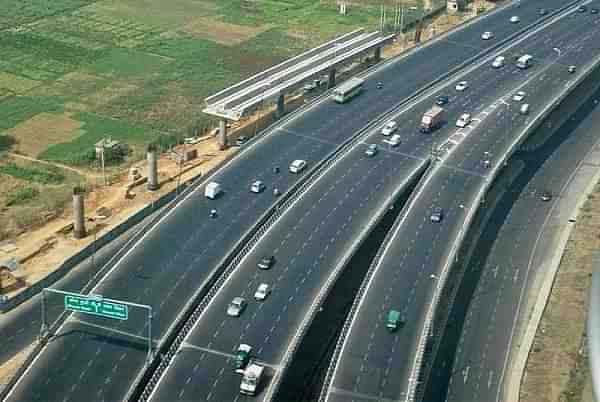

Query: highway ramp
[[322, 4, 600, 402]]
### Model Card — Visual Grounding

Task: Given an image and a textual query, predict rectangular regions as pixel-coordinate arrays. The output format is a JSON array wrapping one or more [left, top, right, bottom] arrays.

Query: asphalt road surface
[[2, 0, 573, 401], [322, 5, 600, 402]]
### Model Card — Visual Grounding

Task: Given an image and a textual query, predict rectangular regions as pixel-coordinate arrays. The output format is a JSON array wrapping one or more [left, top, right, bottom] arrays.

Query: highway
[[3, 1, 560, 400], [442, 46, 600, 402], [322, 4, 600, 402], [142, 3, 588, 401]]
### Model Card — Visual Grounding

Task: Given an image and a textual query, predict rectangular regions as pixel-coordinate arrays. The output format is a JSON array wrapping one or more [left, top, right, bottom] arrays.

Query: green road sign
[[65, 295, 128, 321]]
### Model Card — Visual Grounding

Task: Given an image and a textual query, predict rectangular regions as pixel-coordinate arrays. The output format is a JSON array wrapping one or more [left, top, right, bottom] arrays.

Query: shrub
[[6, 186, 39, 206]]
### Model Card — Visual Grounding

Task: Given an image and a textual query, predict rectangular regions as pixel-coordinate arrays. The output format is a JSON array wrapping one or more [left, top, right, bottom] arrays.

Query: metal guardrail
[[409, 23, 600, 402]]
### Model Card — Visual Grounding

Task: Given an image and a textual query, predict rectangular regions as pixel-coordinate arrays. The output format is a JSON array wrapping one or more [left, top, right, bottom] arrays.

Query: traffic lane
[[445, 100, 600, 402], [327, 170, 483, 401], [5, 319, 147, 402], [149, 151, 424, 402], [5, 134, 335, 402]]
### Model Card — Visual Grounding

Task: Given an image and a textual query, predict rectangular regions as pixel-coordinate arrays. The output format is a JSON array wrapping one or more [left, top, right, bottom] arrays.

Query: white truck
[[420, 105, 444, 133], [240, 363, 264, 396], [205, 181, 222, 199]]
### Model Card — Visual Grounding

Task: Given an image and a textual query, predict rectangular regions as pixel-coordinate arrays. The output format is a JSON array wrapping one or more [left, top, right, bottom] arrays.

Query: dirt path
[[7, 152, 103, 179]]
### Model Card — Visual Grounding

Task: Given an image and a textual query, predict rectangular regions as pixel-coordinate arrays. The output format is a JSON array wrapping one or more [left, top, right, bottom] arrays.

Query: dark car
[[258, 255, 275, 270], [236, 136, 250, 146], [578, 5, 587, 12], [430, 207, 443, 223], [436, 95, 449, 106]]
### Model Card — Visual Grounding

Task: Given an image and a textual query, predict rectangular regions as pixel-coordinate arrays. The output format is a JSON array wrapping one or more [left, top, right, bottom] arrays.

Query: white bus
[[332, 77, 364, 103], [516, 54, 533, 69]]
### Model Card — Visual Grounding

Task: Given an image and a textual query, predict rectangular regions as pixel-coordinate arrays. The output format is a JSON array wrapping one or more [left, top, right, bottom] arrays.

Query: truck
[[204, 181, 222, 199], [240, 363, 264, 396], [420, 105, 444, 133]]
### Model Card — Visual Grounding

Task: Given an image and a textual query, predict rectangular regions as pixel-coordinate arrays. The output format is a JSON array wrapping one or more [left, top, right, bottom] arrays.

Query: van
[[492, 56, 505, 68], [386, 309, 404, 332], [205, 181, 222, 199], [520, 103, 530, 115], [516, 54, 532, 69]]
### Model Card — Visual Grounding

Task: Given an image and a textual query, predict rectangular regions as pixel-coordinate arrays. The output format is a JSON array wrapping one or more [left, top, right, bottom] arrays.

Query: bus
[[332, 77, 364, 103]]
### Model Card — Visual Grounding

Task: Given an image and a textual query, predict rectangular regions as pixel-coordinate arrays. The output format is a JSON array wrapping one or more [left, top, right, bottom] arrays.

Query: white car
[[510, 15, 520, 23], [455, 81, 469, 91], [254, 283, 270, 301], [381, 121, 398, 136], [512, 91, 526, 102], [250, 180, 265, 193], [481, 31, 494, 40], [383, 134, 402, 147], [492, 56, 505, 68], [289, 159, 307, 173], [227, 297, 247, 317], [456, 113, 472, 128]]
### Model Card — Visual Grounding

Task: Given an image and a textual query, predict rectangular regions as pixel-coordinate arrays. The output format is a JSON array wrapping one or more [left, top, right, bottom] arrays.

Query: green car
[[234, 344, 252, 373], [386, 310, 404, 332]]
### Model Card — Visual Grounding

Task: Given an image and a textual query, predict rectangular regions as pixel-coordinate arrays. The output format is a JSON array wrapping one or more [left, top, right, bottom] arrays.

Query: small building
[[447, 0, 467, 13], [94, 137, 121, 159]]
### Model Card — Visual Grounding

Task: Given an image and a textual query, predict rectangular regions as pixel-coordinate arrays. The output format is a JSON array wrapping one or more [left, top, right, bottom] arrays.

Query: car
[[289, 159, 307, 173], [455, 81, 469, 91], [386, 309, 404, 332], [227, 297, 247, 317], [456, 113, 472, 128], [250, 180, 265, 193], [481, 31, 494, 40], [376, 81, 384, 89], [381, 121, 398, 136], [510, 15, 520, 23], [539, 8, 548, 16], [568, 65, 576, 73], [481, 159, 491, 168], [236, 136, 250, 146], [209, 209, 218, 218], [592, 8, 599, 14], [436, 95, 449, 106], [539, 191, 552, 202], [520, 103, 530, 115], [303, 81, 317, 92], [234, 344, 252, 373], [492, 56, 505, 68], [365, 144, 378, 157], [258, 255, 275, 270], [254, 283, 270, 301], [430, 207, 443, 222], [383, 134, 401, 147], [512, 91, 526, 102], [578, 5, 587, 12]]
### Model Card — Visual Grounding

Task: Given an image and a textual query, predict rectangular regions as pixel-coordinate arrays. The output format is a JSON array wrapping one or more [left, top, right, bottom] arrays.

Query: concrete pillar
[[328, 69, 337, 89], [374, 47, 381, 62], [73, 192, 86, 239], [276, 94, 285, 119], [147, 149, 158, 191], [218, 119, 228, 150]]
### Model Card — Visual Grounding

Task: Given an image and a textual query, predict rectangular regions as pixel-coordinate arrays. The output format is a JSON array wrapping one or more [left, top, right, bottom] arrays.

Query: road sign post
[[40, 288, 154, 364]]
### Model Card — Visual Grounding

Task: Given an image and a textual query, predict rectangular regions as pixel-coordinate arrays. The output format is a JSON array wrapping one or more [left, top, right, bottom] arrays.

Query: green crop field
[[0, 0, 429, 166]]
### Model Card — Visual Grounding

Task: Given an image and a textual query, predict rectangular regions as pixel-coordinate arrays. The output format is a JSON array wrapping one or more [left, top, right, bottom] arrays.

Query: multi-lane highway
[[441, 52, 600, 402], [322, 3, 600, 402], [3, 1, 561, 401]]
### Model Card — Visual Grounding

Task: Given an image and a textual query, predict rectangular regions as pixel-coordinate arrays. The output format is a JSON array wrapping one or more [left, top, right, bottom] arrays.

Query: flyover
[[442, 41, 600, 402], [2, 0, 555, 400], [320, 3, 600, 402], [141, 2, 586, 401]]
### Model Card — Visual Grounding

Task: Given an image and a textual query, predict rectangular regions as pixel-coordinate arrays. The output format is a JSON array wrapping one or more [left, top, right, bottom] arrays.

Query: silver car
[[227, 297, 247, 317]]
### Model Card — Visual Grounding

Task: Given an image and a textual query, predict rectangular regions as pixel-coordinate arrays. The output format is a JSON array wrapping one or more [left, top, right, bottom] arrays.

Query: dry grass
[[519, 187, 600, 402], [0, 72, 41, 94], [182, 17, 272, 45], [9, 112, 83, 157]]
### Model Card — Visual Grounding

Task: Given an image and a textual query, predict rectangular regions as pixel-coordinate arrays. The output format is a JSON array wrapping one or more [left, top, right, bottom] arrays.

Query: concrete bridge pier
[[218, 119, 228, 150], [72, 190, 86, 239], [147, 148, 158, 191], [276, 94, 285, 119], [328, 68, 337, 89], [374, 46, 381, 62]]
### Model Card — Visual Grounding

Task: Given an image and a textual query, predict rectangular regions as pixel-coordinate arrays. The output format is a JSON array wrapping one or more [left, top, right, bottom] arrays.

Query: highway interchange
[[3, 0, 600, 401]]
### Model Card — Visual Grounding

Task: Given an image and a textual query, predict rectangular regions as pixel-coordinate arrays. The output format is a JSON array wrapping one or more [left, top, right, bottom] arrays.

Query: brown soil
[[519, 186, 600, 402], [8, 112, 83, 157], [182, 17, 272, 45], [0, 345, 34, 394]]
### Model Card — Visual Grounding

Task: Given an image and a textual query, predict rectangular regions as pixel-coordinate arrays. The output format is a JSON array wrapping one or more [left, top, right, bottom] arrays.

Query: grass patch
[[6, 186, 39, 206], [0, 96, 62, 133], [89, 48, 172, 78], [0, 163, 65, 184], [0, 0, 95, 30]]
